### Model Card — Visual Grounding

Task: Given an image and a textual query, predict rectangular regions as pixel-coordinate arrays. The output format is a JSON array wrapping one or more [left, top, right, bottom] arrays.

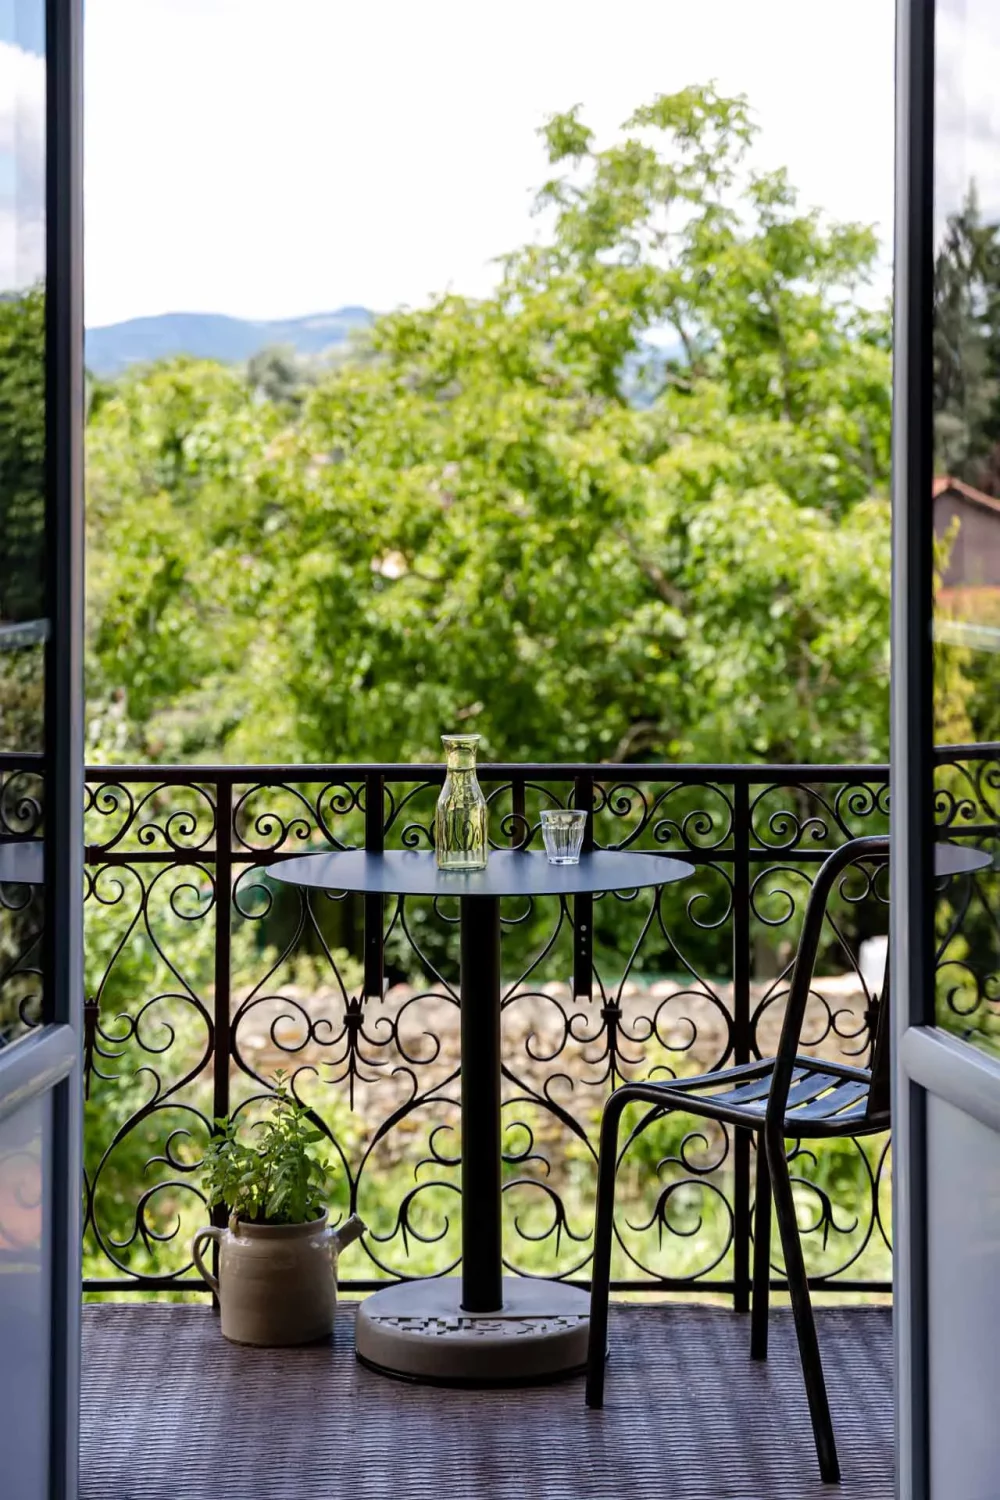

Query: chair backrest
[[766, 835, 891, 1132], [866, 950, 891, 1125]]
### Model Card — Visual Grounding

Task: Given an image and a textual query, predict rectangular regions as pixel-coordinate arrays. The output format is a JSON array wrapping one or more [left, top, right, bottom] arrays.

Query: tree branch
[[615, 525, 686, 610]]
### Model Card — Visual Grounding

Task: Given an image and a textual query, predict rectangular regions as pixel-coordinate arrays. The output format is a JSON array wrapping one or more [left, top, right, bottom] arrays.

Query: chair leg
[[585, 1093, 627, 1409], [750, 1138, 771, 1361], [766, 1133, 841, 1485]]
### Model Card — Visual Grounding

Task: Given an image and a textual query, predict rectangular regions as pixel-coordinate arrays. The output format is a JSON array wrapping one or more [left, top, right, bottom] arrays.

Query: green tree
[[0, 286, 47, 759], [933, 187, 1000, 485], [0, 284, 46, 624], [246, 343, 316, 411], [86, 85, 892, 769]]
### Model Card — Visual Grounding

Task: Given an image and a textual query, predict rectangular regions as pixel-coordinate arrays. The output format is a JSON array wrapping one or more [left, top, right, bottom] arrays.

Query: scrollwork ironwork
[[78, 756, 995, 1297]]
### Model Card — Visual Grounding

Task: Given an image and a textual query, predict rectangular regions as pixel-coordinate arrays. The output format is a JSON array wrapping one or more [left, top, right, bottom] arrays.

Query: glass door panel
[[932, 0, 1000, 1054], [0, 0, 47, 1050]]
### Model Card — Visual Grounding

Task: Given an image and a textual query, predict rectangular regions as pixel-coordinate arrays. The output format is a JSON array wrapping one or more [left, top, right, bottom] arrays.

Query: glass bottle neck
[[442, 736, 479, 772]]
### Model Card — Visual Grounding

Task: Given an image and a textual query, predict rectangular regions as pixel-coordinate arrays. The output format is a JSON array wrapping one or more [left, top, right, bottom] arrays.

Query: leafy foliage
[[0, 286, 47, 757], [85, 84, 892, 770], [934, 186, 1000, 491], [0, 284, 46, 624], [202, 1073, 335, 1225]]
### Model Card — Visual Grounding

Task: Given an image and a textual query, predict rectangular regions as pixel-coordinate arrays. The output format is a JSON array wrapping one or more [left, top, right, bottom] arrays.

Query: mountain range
[[85, 307, 682, 407], [85, 307, 374, 376]]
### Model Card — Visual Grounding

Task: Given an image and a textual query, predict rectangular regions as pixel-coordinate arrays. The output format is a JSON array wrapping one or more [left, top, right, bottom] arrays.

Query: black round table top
[[271, 848, 694, 899], [935, 841, 993, 876]]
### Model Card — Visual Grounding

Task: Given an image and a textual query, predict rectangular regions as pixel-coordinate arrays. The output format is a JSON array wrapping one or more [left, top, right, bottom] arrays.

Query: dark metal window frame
[[891, 0, 936, 1492], [43, 0, 85, 1489]]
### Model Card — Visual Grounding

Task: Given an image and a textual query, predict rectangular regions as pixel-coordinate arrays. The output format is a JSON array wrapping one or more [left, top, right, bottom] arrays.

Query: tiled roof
[[933, 474, 1000, 515]]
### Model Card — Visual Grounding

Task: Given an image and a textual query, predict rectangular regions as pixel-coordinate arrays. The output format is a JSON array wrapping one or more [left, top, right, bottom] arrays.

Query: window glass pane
[[0, 0, 46, 629], [0, 0, 46, 1050], [933, 0, 1000, 1053]]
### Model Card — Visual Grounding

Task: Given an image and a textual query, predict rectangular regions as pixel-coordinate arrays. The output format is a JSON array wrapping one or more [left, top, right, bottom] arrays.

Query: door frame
[[892, 1, 1000, 1497], [891, 0, 936, 1494], [0, 0, 85, 1494]]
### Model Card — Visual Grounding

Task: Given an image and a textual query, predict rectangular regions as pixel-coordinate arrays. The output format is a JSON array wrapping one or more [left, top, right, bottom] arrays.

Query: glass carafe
[[435, 734, 488, 870]]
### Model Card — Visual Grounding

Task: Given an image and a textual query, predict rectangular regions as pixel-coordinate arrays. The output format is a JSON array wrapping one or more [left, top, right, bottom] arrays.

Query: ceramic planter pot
[[192, 1210, 366, 1346]]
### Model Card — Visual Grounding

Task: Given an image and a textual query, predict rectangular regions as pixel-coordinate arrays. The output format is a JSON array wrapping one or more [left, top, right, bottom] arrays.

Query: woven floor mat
[[81, 1301, 893, 1500]]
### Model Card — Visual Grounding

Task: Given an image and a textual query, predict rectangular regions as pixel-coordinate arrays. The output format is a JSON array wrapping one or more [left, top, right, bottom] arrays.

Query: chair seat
[[629, 1056, 883, 1137]]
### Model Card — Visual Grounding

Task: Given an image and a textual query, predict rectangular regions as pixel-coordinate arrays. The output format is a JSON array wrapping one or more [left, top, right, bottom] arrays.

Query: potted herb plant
[[192, 1073, 365, 1346]]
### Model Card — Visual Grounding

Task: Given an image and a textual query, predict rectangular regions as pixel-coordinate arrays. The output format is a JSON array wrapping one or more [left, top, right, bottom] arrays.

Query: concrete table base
[[355, 1277, 591, 1385]]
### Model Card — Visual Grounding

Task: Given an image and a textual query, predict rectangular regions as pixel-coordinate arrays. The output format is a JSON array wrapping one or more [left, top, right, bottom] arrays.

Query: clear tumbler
[[539, 809, 587, 865]]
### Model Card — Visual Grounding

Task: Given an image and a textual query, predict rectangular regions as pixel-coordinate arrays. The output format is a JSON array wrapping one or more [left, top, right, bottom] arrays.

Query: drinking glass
[[539, 809, 587, 865]]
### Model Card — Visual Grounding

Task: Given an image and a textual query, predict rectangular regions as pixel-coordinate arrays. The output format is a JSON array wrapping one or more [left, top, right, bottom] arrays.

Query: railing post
[[511, 776, 526, 851], [363, 772, 384, 1005], [573, 774, 594, 1005], [211, 775, 233, 1296], [732, 776, 752, 1313]]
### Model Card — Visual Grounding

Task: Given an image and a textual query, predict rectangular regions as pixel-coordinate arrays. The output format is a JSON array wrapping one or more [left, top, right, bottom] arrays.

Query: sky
[[936, 0, 1000, 231], [7, 0, 899, 327], [81, 0, 898, 328], [0, 16, 45, 296]]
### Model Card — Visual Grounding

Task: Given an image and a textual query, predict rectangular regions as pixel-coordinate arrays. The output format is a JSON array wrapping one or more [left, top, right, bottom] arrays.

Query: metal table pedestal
[[355, 892, 589, 1382]]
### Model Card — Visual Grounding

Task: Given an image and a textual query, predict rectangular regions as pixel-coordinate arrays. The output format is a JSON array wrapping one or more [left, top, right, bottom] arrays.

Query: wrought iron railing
[[3, 748, 989, 1299], [77, 759, 892, 1300]]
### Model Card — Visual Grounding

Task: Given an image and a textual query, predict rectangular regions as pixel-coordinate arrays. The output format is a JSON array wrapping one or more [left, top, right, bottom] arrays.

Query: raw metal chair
[[585, 835, 891, 1485]]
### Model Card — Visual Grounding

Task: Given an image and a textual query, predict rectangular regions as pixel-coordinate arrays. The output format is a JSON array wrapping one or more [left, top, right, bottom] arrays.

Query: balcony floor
[[81, 1301, 892, 1499]]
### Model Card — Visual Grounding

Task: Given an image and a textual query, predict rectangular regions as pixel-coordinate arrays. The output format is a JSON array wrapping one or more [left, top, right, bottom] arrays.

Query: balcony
[[81, 1301, 892, 1499], [12, 748, 995, 1496]]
